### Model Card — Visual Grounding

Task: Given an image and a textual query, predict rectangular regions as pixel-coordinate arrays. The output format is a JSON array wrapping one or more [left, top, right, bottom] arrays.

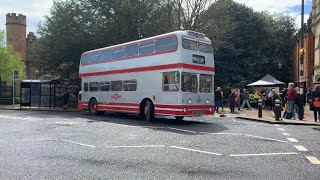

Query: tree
[[0, 30, 26, 83], [199, 0, 295, 86]]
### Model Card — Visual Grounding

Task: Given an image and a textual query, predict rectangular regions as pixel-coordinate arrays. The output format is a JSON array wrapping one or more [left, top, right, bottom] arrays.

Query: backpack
[[284, 110, 292, 119]]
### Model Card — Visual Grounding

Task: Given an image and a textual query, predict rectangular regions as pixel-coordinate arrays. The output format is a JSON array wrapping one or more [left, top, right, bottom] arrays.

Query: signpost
[[12, 69, 18, 108]]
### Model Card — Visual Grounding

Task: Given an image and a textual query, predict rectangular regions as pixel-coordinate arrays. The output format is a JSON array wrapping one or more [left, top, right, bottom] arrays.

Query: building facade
[[293, 16, 315, 89], [312, 0, 320, 84]]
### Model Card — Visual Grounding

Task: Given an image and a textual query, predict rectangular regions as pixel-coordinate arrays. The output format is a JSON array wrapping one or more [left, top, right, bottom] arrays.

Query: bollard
[[275, 99, 281, 121], [258, 99, 262, 118]]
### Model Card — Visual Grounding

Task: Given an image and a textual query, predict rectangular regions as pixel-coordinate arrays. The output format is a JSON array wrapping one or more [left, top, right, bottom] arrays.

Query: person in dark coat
[[229, 90, 236, 113], [312, 85, 320, 122], [63, 89, 70, 110], [214, 87, 223, 113]]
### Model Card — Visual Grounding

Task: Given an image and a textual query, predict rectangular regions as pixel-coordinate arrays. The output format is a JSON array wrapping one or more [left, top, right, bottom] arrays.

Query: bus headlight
[[209, 108, 213, 112], [188, 99, 192, 104], [183, 108, 187, 112]]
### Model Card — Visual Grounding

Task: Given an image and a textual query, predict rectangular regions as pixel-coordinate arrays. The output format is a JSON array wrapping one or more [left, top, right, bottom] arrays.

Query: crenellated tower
[[5, 13, 27, 75]]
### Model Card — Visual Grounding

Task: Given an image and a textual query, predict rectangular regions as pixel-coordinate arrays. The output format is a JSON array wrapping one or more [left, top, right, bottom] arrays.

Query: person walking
[[229, 90, 236, 113], [272, 89, 281, 116], [214, 87, 223, 113], [312, 85, 320, 122], [63, 89, 70, 110], [241, 89, 251, 109], [287, 83, 297, 120], [254, 88, 261, 108], [236, 89, 241, 111]]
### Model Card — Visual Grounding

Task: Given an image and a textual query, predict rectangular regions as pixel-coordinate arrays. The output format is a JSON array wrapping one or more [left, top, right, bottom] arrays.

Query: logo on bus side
[[111, 93, 122, 100]]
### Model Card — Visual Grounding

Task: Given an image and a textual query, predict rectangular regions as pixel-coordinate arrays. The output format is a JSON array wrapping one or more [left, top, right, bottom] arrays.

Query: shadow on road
[[80, 112, 228, 135]]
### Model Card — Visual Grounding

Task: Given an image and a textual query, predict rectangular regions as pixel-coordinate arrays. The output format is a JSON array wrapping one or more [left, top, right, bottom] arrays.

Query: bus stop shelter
[[20, 80, 59, 109]]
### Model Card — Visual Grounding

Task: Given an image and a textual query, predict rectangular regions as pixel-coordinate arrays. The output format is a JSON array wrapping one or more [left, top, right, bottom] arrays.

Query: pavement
[[218, 105, 320, 126], [1, 104, 320, 126]]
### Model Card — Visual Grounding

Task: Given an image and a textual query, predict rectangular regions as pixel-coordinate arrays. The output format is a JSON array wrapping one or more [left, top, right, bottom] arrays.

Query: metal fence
[[0, 85, 13, 105]]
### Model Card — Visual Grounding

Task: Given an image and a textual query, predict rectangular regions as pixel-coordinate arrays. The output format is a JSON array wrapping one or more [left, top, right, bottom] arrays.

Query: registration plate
[[192, 110, 204, 115]]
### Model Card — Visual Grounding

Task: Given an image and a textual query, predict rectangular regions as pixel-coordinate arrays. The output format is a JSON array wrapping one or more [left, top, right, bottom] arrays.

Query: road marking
[[294, 145, 308, 151], [105, 145, 165, 148], [244, 134, 287, 143], [166, 127, 198, 134], [233, 118, 237, 122], [14, 139, 57, 141], [170, 146, 222, 156], [274, 124, 280, 127], [305, 156, 320, 165], [229, 152, 299, 157], [61, 140, 96, 148], [277, 128, 285, 131], [287, 138, 298, 143], [282, 133, 291, 136]]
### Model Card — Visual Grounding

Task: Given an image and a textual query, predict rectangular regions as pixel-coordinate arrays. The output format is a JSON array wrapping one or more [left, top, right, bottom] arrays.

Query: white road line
[[166, 127, 198, 134], [282, 133, 291, 136], [14, 139, 57, 141], [211, 133, 243, 136], [232, 118, 237, 122], [229, 152, 299, 157], [244, 134, 287, 143], [305, 156, 320, 165], [277, 128, 285, 131], [139, 126, 166, 129], [61, 140, 96, 148], [170, 146, 222, 156], [294, 145, 308, 152], [274, 124, 280, 127], [287, 138, 298, 143], [105, 145, 165, 148]]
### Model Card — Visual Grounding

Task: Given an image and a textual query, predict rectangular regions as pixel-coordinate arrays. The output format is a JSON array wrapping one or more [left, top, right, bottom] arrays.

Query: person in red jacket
[[287, 83, 297, 119]]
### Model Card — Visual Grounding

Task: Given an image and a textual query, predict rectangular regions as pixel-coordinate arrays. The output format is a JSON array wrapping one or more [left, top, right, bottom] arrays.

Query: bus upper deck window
[[182, 38, 198, 51], [199, 42, 213, 54], [155, 36, 177, 52]]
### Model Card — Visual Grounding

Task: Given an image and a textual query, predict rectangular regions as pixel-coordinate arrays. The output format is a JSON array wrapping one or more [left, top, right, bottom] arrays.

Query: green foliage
[[199, 0, 295, 86], [0, 30, 27, 82], [30, 0, 295, 86]]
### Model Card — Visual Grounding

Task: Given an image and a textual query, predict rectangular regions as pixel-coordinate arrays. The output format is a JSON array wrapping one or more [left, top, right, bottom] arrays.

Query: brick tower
[[5, 13, 27, 72]]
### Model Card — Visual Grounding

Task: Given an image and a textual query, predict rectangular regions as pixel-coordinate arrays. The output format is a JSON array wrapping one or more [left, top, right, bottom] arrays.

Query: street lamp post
[[298, 0, 305, 120]]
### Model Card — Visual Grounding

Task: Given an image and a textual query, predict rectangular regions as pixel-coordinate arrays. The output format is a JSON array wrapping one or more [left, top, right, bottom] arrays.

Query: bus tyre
[[89, 98, 101, 115], [143, 101, 154, 122], [175, 116, 184, 121]]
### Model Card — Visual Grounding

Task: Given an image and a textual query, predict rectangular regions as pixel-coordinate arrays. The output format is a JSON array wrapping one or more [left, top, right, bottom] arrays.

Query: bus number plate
[[192, 55, 205, 64], [192, 110, 204, 115]]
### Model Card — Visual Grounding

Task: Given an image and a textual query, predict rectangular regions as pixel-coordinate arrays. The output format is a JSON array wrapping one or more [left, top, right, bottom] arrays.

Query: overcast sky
[[0, 0, 313, 37]]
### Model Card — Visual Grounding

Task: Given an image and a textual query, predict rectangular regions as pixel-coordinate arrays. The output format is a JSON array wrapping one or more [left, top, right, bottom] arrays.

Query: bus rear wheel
[[143, 101, 154, 122], [89, 98, 103, 115]]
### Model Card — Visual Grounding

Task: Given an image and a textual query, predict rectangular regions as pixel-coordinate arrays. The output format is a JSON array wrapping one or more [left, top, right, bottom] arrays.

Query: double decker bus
[[78, 30, 215, 121]]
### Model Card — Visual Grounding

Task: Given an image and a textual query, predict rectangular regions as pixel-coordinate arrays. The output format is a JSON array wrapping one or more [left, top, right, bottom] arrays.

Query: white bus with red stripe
[[78, 30, 215, 121]]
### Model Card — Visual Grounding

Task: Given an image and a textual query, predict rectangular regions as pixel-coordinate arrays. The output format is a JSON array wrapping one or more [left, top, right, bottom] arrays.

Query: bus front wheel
[[89, 98, 103, 115], [143, 101, 154, 122]]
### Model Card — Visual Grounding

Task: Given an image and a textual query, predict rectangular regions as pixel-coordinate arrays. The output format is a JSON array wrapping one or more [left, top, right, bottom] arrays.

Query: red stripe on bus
[[154, 104, 214, 109], [154, 109, 214, 116], [98, 107, 140, 112], [80, 63, 215, 77]]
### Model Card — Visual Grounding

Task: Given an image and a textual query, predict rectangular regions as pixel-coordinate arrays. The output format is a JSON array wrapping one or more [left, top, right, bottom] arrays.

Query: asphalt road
[[0, 109, 319, 180]]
